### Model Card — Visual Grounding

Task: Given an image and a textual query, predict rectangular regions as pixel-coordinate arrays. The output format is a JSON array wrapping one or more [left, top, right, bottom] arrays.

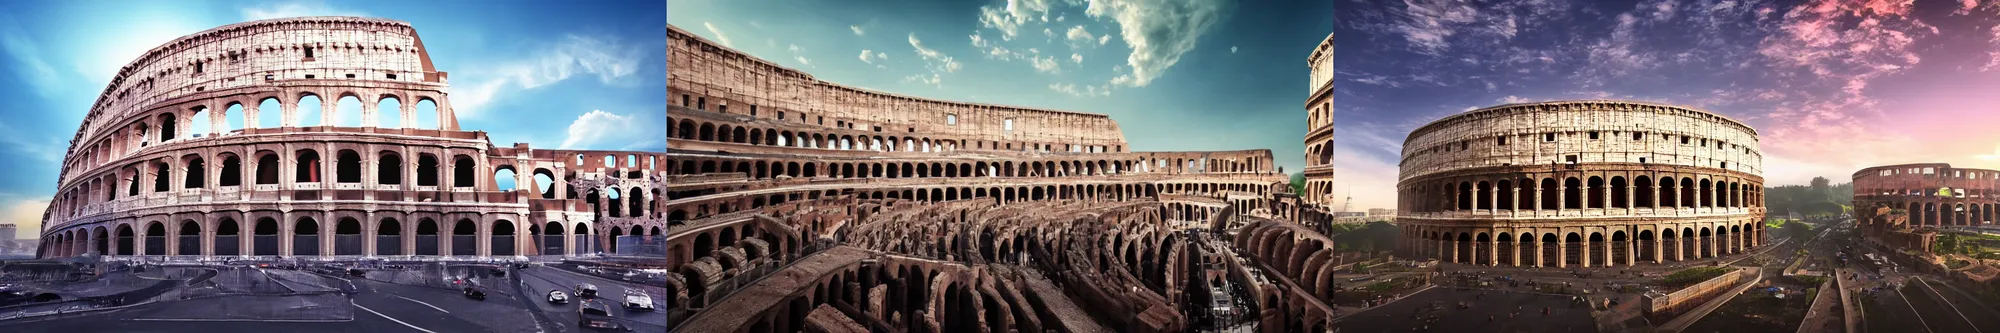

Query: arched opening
[[114, 225, 134, 256], [416, 154, 439, 186], [452, 156, 475, 188], [377, 96, 403, 128], [492, 220, 516, 256], [378, 153, 402, 185], [293, 217, 320, 256], [219, 154, 241, 186], [296, 94, 322, 126], [295, 150, 322, 183], [573, 223, 592, 254], [215, 218, 240, 256], [333, 95, 363, 127], [452, 219, 477, 256], [1541, 178, 1558, 210], [1587, 176, 1604, 208], [544, 222, 566, 255], [256, 98, 281, 128], [334, 217, 361, 255], [335, 150, 361, 183], [178, 220, 200, 256], [184, 157, 206, 189], [416, 219, 440, 255], [254, 218, 278, 256], [225, 103, 246, 133], [156, 113, 178, 142], [256, 154, 280, 184], [413, 98, 440, 129], [378, 218, 402, 256], [494, 167, 518, 191], [609, 227, 625, 254], [189, 107, 211, 138]]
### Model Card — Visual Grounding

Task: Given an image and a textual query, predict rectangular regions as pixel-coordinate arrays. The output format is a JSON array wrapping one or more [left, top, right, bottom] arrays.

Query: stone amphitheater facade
[[34, 17, 667, 260], [666, 23, 1298, 332], [1395, 100, 1769, 268], [1853, 163, 2000, 228], [1301, 32, 1336, 219]]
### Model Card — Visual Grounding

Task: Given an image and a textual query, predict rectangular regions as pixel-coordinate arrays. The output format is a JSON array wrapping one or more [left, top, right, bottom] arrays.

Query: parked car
[[548, 290, 569, 304], [463, 287, 486, 301]]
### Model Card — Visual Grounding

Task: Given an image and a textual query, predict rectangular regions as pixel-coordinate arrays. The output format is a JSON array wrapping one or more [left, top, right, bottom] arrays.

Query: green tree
[[1290, 173, 1306, 194]]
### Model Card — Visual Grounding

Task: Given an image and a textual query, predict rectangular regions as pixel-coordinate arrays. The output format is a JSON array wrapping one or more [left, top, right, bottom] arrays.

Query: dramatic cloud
[[559, 110, 659, 150], [904, 33, 963, 86], [1084, 0, 1229, 87], [703, 22, 734, 47], [454, 34, 644, 118]]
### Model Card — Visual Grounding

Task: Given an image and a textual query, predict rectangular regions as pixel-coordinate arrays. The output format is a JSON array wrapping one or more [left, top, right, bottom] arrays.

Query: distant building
[[1367, 209, 1397, 217], [0, 224, 14, 242], [1332, 211, 1366, 218]]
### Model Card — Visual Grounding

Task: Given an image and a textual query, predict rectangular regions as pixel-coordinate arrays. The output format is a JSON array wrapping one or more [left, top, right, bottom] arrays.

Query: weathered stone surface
[[1396, 100, 1768, 269], [36, 17, 665, 260]]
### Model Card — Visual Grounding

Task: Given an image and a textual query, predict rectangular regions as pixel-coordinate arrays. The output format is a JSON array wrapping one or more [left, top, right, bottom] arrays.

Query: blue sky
[[0, 0, 667, 238], [670, 0, 1334, 174], [1333, 0, 2000, 210]]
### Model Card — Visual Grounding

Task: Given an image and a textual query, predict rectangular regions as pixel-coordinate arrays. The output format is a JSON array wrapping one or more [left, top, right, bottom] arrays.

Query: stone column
[[1510, 241, 1521, 267], [1555, 239, 1567, 268], [1447, 239, 1458, 263], [1487, 239, 1497, 266], [1602, 236, 1614, 267], [1579, 238, 1590, 268], [1624, 237, 1635, 266]]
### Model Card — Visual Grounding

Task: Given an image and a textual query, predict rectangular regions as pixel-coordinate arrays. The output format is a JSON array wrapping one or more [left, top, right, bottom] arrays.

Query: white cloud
[[0, 197, 48, 239], [906, 33, 963, 86], [1031, 55, 1062, 73], [977, 0, 1056, 40], [1084, 0, 1228, 87], [560, 110, 659, 150], [451, 34, 644, 118], [859, 49, 876, 63], [788, 44, 812, 66], [851, 25, 867, 36], [1498, 95, 1532, 104], [703, 22, 734, 47], [1071, 53, 1083, 63], [1230, 46, 1237, 53], [1049, 82, 1112, 97], [1064, 25, 1096, 48], [241, 0, 368, 20]]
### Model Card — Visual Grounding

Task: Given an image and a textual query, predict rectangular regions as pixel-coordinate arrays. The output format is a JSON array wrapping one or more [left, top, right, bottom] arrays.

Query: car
[[623, 290, 654, 311], [548, 290, 569, 304], [463, 287, 486, 301], [576, 283, 599, 298], [347, 268, 367, 278], [578, 300, 628, 331]]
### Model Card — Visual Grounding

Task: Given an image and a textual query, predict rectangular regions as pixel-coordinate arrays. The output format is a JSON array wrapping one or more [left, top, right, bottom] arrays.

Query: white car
[[548, 290, 569, 304], [624, 290, 655, 311]]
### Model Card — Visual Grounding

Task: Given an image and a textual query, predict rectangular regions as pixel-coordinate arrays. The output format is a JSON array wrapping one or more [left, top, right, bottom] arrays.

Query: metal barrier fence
[[615, 236, 666, 256], [452, 235, 475, 255], [215, 235, 240, 256]]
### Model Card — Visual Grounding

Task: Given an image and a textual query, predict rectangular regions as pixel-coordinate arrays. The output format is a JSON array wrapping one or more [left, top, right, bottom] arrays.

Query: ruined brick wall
[[1852, 163, 2000, 235]]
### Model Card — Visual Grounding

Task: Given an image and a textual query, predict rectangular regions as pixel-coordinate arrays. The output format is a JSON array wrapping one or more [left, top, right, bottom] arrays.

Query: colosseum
[[1395, 100, 1769, 268], [664, 24, 1369, 332], [31, 17, 667, 260], [1851, 163, 2000, 251]]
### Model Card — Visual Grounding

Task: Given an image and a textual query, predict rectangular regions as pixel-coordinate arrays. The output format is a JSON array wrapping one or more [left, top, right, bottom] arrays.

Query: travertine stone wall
[[36, 17, 664, 259], [1302, 33, 1337, 213], [669, 25, 1126, 154], [1393, 100, 1767, 268], [1400, 100, 1763, 181]]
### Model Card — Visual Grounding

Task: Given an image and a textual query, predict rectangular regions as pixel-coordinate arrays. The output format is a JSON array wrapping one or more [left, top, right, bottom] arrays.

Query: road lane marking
[[130, 318, 348, 322], [357, 303, 439, 333], [392, 295, 451, 313]]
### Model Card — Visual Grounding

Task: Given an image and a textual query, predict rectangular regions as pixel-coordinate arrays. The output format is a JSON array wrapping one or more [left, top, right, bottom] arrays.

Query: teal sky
[[670, 0, 1332, 174]]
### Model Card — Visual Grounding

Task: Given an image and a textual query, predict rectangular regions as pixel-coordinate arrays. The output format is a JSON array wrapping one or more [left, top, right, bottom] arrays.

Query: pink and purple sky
[[1333, 0, 2000, 211]]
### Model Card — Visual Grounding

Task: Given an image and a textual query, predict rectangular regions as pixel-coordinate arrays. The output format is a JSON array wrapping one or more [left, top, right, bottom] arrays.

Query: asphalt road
[[2, 266, 548, 332], [517, 265, 665, 331], [1335, 287, 1598, 333]]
